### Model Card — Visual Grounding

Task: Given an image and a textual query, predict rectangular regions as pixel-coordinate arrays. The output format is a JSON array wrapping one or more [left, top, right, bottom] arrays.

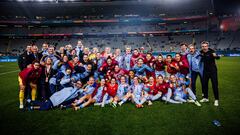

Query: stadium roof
[[0, 0, 238, 19]]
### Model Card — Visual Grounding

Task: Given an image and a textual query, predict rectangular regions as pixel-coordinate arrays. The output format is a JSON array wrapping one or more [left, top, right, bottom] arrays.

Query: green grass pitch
[[0, 57, 239, 135]]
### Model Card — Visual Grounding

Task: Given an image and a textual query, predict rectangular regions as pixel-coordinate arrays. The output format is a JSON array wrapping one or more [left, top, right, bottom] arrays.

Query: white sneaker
[[118, 102, 123, 106], [214, 100, 219, 106], [148, 101, 153, 106], [194, 101, 202, 107], [19, 104, 24, 109], [187, 99, 195, 103], [200, 98, 209, 103], [94, 103, 101, 106]]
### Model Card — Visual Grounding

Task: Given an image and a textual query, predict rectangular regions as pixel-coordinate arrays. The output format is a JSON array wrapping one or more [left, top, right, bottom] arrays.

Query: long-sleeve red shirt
[[19, 65, 42, 85], [156, 82, 169, 95]]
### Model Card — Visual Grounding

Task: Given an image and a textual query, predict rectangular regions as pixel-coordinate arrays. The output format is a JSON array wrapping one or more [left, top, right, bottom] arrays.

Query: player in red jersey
[[154, 54, 166, 78], [18, 61, 42, 109], [101, 77, 118, 107], [165, 54, 179, 78], [143, 76, 162, 106], [175, 53, 189, 77], [130, 49, 145, 68]]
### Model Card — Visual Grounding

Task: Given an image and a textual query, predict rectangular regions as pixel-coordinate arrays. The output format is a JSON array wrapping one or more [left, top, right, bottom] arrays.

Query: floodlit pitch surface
[[0, 57, 239, 135]]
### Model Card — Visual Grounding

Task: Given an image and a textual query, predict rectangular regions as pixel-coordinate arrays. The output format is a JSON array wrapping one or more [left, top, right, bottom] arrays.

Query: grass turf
[[0, 57, 239, 135]]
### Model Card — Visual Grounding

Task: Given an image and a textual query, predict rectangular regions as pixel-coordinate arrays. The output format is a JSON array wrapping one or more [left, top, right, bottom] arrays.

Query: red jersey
[[176, 59, 189, 76], [19, 65, 42, 85], [106, 83, 118, 97], [68, 61, 81, 70], [166, 60, 179, 75], [156, 82, 169, 95], [145, 83, 158, 95], [144, 56, 155, 77], [130, 53, 145, 68], [154, 61, 165, 71], [113, 69, 128, 81], [144, 56, 155, 68], [99, 59, 118, 72]]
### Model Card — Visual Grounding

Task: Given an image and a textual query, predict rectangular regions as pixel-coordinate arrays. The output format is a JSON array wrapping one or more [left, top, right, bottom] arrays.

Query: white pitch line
[[0, 70, 19, 76]]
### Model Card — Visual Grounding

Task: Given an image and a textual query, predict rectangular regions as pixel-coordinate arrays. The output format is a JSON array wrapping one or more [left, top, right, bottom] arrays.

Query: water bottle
[[212, 120, 221, 127]]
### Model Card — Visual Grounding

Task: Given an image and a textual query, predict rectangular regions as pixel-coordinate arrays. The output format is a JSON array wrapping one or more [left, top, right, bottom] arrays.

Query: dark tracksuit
[[18, 51, 32, 71], [200, 48, 220, 100]]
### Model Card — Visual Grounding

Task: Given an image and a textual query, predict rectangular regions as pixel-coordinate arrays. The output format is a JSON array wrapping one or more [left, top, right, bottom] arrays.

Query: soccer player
[[32, 80, 83, 111], [143, 76, 161, 106], [165, 54, 179, 78], [175, 53, 189, 77], [154, 54, 166, 78], [180, 42, 189, 61], [130, 49, 145, 68], [99, 56, 118, 75], [112, 65, 128, 83], [18, 61, 42, 109], [112, 76, 130, 107], [130, 76, 146, 108], [113, 48, 124, 68], [170, 75, 201, 106], [73, 77, 96, 110], [132, 58, 154, 79], [101, 77, 118, 107], [144, 53, 155, 78], [123, 47, 132, 70], [91, 78, 108, 106], [156, 75, 181, 104], [127, 70, 135, 85]]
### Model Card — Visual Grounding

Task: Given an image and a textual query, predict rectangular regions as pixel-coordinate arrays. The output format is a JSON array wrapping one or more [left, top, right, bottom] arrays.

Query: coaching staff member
[[199, 41, 220, 106]]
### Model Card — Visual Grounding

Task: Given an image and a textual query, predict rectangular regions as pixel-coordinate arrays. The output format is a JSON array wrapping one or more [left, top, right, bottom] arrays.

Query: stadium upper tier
[[1, 31, 239, 57]]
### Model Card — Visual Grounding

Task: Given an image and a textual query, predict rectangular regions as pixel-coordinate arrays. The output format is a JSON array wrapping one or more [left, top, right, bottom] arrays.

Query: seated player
[[32, 80, 83, 111], [156, 75, 181, 104], [170, 75, 201, 106], [101, 77, 118, 107], [111, 76, 130, 107], [91, 78, 108, 106], [143, 76, 162, 106], [72, 77, 96, 110], [130, 76, 147, 108]]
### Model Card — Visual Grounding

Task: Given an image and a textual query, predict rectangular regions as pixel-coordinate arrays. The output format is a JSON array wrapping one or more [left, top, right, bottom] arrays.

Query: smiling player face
[[33, 62, 40, 70]]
